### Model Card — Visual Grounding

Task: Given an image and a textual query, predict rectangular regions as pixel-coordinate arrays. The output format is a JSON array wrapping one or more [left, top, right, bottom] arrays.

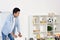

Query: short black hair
[[13, 7, 20, 14]]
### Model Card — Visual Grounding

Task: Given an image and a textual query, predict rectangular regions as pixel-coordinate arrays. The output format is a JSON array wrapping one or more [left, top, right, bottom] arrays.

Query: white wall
[[0, 0, 60, 40]]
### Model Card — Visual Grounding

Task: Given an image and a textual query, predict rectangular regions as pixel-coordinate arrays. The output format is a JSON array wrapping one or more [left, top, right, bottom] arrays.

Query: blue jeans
[[2, 32, 14, 40]]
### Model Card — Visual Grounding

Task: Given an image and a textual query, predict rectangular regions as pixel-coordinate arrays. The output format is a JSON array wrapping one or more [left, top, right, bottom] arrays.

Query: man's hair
[[13, 7, 20, 14]]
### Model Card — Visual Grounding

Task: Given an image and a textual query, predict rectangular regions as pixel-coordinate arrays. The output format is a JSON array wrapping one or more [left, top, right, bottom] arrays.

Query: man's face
[[14, 11, 20, 17]]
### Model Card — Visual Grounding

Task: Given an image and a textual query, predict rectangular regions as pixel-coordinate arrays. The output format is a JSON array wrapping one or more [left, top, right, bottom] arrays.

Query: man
[[1, 7, 22, 40]]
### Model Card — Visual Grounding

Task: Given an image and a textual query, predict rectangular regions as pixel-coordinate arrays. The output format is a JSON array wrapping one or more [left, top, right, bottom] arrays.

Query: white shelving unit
[[28, 13, 60, 40]]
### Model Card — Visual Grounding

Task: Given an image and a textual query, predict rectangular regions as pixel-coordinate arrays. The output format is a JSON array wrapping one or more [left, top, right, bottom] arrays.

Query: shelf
[[28, 14, 60, 40], [33, 30, 40, 32]]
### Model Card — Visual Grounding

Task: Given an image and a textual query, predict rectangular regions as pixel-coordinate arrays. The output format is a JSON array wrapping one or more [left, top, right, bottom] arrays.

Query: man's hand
[[11, 32, 17, 38], [18, 32, 22, 37], [13, 34, 17, 38]]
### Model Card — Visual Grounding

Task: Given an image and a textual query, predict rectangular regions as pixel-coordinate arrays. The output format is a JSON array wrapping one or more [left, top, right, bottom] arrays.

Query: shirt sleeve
[[8, 16, 15, 33], [16, 18, 20, 33]]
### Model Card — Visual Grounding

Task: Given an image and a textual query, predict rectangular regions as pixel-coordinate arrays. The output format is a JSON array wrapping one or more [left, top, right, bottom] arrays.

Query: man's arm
[[7, 15, 15, 34], [16, 18, 22, 37], [9, 15, 17, 38]]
